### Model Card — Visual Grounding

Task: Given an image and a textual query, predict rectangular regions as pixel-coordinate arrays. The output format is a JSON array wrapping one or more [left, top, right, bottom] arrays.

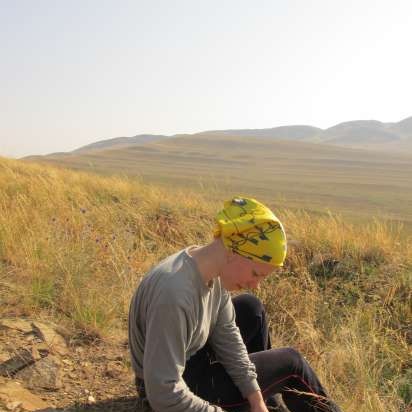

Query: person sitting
[[128, 196, 342, 412]]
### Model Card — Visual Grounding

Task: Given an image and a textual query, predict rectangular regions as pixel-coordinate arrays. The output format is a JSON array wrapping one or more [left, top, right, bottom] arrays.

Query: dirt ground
[[0, 318, 140, 411]]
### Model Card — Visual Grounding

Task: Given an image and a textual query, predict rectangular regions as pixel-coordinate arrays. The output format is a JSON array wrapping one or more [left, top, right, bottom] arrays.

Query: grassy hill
[[26, 134, 412, 229], [73, 134, 168, 153], [0, 157, 410, 411], [206, 116, 412, 152], [204, 125, 322, 140], [317, 119, 412, 152], [22, 116, 412, 163]]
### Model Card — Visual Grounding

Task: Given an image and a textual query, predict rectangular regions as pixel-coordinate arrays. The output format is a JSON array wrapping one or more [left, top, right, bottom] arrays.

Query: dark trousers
[[182, 293, 341, 412]]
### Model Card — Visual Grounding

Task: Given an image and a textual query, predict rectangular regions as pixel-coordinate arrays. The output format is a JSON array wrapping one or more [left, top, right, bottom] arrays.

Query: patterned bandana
[[214, 197, 287, 267]]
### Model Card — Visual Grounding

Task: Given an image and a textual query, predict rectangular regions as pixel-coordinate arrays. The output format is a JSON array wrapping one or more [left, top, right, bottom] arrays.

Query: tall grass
[[0, 158, 215, 333], [256, 212, 411, 412], [0, 157, 410, 411]]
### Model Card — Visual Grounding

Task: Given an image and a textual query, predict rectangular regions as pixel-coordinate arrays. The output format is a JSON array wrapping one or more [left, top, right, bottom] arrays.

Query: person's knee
[[283, 347, 306, 372], [232, 293, 264, 317]]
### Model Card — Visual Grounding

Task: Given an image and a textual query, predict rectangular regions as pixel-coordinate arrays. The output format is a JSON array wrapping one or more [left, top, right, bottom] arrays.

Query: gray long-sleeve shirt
[[128, 247, 259, 412]]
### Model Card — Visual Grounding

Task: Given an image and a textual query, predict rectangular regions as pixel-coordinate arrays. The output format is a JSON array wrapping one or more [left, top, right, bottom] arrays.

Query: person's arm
[[247, 390, 269, 412], [143, 301, 223, 412], [209, 290, 262, 405]]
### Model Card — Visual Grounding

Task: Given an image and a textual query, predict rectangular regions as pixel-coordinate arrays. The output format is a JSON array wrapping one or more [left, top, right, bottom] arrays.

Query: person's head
[[214, 196, 287, 291]]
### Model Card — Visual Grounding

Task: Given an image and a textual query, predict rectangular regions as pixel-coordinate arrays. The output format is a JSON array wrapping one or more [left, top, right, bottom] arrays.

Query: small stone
[[0, 352, 9, 363], [33, 342, 50, 358], [0, 381, 50, 411], [6, 400, 22, 411], [29, 346, 41, 361], [0, 319, 33, 334], [87, 395, 96, 404], [15, 356, 62, 391], [31, 322, 68, 356], [0, 348, 38, 377]]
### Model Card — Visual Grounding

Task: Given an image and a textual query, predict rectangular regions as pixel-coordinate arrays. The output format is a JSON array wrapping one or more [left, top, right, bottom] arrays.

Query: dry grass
[[0, 156, 411, 411]]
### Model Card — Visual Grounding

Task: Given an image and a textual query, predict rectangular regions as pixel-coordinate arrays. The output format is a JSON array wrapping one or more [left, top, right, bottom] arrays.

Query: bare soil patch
[[0, 318, 137, 411]]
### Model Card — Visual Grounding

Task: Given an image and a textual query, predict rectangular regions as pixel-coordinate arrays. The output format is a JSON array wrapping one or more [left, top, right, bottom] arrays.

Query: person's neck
[[188, 238, 226, 285]]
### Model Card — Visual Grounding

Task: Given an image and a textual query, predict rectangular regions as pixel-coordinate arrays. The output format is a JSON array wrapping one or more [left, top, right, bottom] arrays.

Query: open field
[[0, 157, 411, 411], [26, 134, 412, 230]]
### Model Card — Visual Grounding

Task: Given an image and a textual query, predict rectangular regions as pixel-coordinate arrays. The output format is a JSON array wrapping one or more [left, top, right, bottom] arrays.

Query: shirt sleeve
[[209, 290, 260, 398], [143, 301, 224, 412]]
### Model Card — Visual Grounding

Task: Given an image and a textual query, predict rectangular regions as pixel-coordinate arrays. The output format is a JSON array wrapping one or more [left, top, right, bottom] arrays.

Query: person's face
[[219, 252, 276, 291]]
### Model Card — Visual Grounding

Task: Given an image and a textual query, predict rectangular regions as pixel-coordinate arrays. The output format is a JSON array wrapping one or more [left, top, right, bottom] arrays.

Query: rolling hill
[[203, 125, 322, 141], [25, 133, 412, 226], [23, 116, 412, 158], [205, 116, 412, 152], [73, 134, 168, 153]]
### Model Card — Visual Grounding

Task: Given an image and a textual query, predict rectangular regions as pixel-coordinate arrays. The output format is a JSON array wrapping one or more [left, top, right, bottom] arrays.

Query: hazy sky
[[1, 0, 411, 158]]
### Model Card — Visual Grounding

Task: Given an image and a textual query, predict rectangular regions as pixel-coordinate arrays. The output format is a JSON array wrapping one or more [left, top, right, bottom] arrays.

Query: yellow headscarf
[[214, 197, 287, 267]]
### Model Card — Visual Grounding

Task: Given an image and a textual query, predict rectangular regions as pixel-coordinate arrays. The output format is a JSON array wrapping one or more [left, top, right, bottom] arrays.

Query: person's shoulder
[[143, 248, 183, 279], [148, 249, 187, 281], [143, 249, 196, 305]]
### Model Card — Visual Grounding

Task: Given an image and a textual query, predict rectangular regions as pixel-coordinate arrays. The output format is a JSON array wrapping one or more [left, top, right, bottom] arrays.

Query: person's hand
[[250, 401, 269, 412], [247, 390, 269, 412]]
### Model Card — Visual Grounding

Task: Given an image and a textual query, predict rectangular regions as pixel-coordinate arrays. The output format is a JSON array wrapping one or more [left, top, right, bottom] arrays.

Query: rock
[[15, 356, 62, 391], [32, 343, 50, 359], [87, 395, 96, 404], [0, 352, 9, 363], [30, 322, 68, 356], [0, 348, 40, 377], [0, 381, 50, 411], [0, 320, 33, 334], [5, 400, 22, 411]]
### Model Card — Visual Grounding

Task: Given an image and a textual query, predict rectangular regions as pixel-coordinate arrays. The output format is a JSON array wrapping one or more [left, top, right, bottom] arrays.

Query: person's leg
[[183, 293, 341, 412], [183, 293, 268, 409], [250, 347, 341, 412], [232, 294, 340, 410], [184, 346, 341, 412], [232, 293, 271, 353]]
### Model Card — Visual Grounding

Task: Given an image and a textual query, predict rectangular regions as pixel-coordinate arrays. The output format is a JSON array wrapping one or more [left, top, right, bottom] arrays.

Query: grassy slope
[[0, 157, 411, 411], [27, 134, 412, 228]]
